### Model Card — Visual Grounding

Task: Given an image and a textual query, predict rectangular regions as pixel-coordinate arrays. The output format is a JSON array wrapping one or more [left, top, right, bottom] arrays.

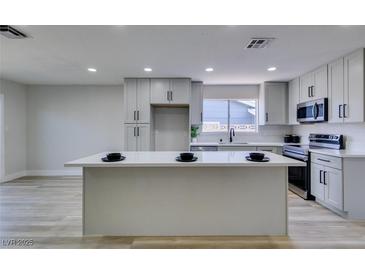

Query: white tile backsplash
[[197, 125, 292, 143], [292, 123, 365, 150]]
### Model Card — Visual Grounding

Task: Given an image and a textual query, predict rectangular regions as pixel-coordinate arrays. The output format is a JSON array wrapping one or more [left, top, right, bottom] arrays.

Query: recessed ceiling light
[[267, 67, 277, 71], [144, 68, 152, 72], [205, 67, 214, 72], [87, 68, 97, 72]]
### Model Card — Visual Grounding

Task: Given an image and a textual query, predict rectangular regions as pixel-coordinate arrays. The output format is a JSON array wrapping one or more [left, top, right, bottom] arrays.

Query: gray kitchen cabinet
[[218, 146, 256, 151], [151, 78, 190, 105], [311, 153, 343, 212], [299, 65, 328, 102], [259, 82, 288, 125], [288, 78, 300, 125], [190, 81, 203, 125], [328, 49, 364, 123], [124, 124, 150, 151], [124, 78, 151, 123]]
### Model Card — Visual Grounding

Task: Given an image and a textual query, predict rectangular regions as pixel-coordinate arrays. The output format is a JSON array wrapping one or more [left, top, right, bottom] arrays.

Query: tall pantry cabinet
[[123, 78, 151, 151]]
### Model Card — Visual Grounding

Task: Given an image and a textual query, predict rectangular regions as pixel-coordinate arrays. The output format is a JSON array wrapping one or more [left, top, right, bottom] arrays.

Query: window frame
[[201, 98, 259, 135]]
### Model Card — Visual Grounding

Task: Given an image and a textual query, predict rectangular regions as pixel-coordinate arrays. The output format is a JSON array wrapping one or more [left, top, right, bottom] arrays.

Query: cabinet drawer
[[311, 153, 342, 170]]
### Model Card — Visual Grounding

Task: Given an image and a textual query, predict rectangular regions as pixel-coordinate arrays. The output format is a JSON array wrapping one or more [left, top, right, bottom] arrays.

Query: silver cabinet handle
[[167, 91, 169, 101], [317, 158, 330, 163], [265, 112, 268, 122], [343, 104, 347, 118], [339, 105, 343, 118], [200, 112, 203, 123], [133, 127, 136, 137], [308, 87, 310, 98], [319, 170, 323, 184], [311, 86, 315, 97], [137, 110, 140, 121], [137, 127, 140, 137], [170, 91, 173, 102], [133, 110, 136, 121]]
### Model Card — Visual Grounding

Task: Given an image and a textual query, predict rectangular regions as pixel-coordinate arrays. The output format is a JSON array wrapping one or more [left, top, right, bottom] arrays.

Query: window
[[202, 99, 257, 133]]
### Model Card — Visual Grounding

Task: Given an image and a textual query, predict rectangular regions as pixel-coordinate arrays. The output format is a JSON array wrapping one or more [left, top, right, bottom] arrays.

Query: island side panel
[[83, 166, 288, 236]]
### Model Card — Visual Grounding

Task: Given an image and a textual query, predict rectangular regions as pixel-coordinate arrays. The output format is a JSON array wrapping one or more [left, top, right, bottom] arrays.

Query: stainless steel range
[[283, 134, 344, 199]]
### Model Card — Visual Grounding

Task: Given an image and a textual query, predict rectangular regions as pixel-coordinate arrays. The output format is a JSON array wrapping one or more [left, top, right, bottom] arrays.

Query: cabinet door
[[124, 79, 137, 123], [288, 78, 300, 125], [299, 73, 313, 102], [150, 79, 170, 104], [328, 58, 344, 123], [136, 79, 151, 123], [324, 167, 343, 210], [124, 124, 137, 151], [190, 82, 203, 125], [170, 78, 191, 104], [312, 65, 328, 100], [344, 49, 364, 123], [136, 124, 150, 151], [265, 82, 288, 125], [311, 163, 325, 200]]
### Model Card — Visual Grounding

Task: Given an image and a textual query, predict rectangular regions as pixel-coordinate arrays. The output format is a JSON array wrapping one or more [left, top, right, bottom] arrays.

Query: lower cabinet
[[311, 155, 343, 211], [124, 124, 150, 151]]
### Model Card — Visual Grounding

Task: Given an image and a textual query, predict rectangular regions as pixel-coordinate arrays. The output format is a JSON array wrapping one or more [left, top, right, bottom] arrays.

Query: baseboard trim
[[2, 170, 28, 183], [1, 169, 82, 183], [26, 169, 82, 177]]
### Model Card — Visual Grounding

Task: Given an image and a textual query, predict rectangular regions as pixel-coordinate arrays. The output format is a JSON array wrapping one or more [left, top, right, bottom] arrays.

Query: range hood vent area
[[245, 38, 275, 49], [0, 25, 28, 39]]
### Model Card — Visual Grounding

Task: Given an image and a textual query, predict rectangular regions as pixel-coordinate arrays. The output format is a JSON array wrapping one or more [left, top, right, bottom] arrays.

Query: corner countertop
[[309, 148, 365, 158], [65, 151, 306, 168], [190, 142, 303, 147]]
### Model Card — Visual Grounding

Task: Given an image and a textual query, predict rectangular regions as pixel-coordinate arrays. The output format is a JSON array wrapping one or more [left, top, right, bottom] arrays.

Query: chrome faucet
[[229, 128, 235, 143]]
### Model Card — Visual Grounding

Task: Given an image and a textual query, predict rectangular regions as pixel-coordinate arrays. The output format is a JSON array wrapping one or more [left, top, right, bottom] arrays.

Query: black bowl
[[107, 153, 122, 160], [180, 152, 194, 161], [249, 152, 265, 161]]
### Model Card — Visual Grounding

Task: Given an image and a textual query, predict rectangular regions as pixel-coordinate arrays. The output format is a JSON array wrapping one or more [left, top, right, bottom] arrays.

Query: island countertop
[[65, 151, 305, 168]]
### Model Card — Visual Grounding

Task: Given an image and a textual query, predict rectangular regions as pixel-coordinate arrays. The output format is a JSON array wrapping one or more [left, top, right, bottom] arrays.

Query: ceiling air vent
[[0, 25, 28, 39], [245, 38, 275, 49]]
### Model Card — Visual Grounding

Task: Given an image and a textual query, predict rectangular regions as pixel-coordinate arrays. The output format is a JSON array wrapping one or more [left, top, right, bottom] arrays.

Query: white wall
[[198, 85, 292, 143], [26, 85, 123, 174], [0, 79, 27, 181], [292, 123, 365, 150]]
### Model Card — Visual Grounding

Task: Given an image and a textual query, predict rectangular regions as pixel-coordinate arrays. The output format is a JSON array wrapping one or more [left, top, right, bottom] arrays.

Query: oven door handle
[[282, 151, 308, 162]]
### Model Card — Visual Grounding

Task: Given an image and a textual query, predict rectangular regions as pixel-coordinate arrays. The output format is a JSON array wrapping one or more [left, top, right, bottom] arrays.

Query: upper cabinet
[[124, 78, 151, 123], [299, 64, 328, 102], [190, 82, 203, 125], [328, 49, 365, 123], [151, 78, 191, 105], [288, 78, 300, 125], [259, 82, 288, 125]]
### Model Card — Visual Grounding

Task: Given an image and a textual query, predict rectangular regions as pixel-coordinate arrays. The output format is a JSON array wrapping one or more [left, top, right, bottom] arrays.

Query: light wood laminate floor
[[1, 176, 365, 249]]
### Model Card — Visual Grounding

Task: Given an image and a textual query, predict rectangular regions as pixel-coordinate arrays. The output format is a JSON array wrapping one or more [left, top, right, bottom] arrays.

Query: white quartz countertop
[[190, 142, 303, 147], [65, 151, 306, 167], [309, 148, 365, 158]]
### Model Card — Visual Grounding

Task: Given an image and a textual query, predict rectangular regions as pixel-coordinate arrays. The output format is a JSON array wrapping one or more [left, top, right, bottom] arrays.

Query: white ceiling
[[1, 25, 365, 85]]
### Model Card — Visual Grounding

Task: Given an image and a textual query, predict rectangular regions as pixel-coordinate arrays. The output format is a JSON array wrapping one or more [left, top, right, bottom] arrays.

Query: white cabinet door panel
[[124, 79, 137, 123], [124, 124, 137, 151], [328, 58, 344, 123], [344, 49, 364, 123], [311, 163, 325, 200], [265, 83, 287, 125], [151, 79, 170, 104], [137, 124, 150, 151], [190, 82, 203, 125], [300, 73, 313, 102], [170, 78, 190, 104], [325, 166, 343, 211], [136, 79, 151, 123], [313, 65, 328, 100], [288, 78, 300, 125]]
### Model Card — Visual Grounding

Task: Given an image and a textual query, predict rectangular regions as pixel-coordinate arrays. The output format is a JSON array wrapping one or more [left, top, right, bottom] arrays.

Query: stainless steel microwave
[[297, 98, 328, 123]]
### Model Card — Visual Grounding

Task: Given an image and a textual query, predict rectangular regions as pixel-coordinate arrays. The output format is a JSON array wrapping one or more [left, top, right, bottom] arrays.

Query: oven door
[[283, 154, 312, 200], [297, 98, 328, 123]]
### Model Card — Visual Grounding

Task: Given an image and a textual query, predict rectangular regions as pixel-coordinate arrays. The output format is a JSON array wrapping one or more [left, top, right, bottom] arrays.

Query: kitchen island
[[65, 151, 305, 236]]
